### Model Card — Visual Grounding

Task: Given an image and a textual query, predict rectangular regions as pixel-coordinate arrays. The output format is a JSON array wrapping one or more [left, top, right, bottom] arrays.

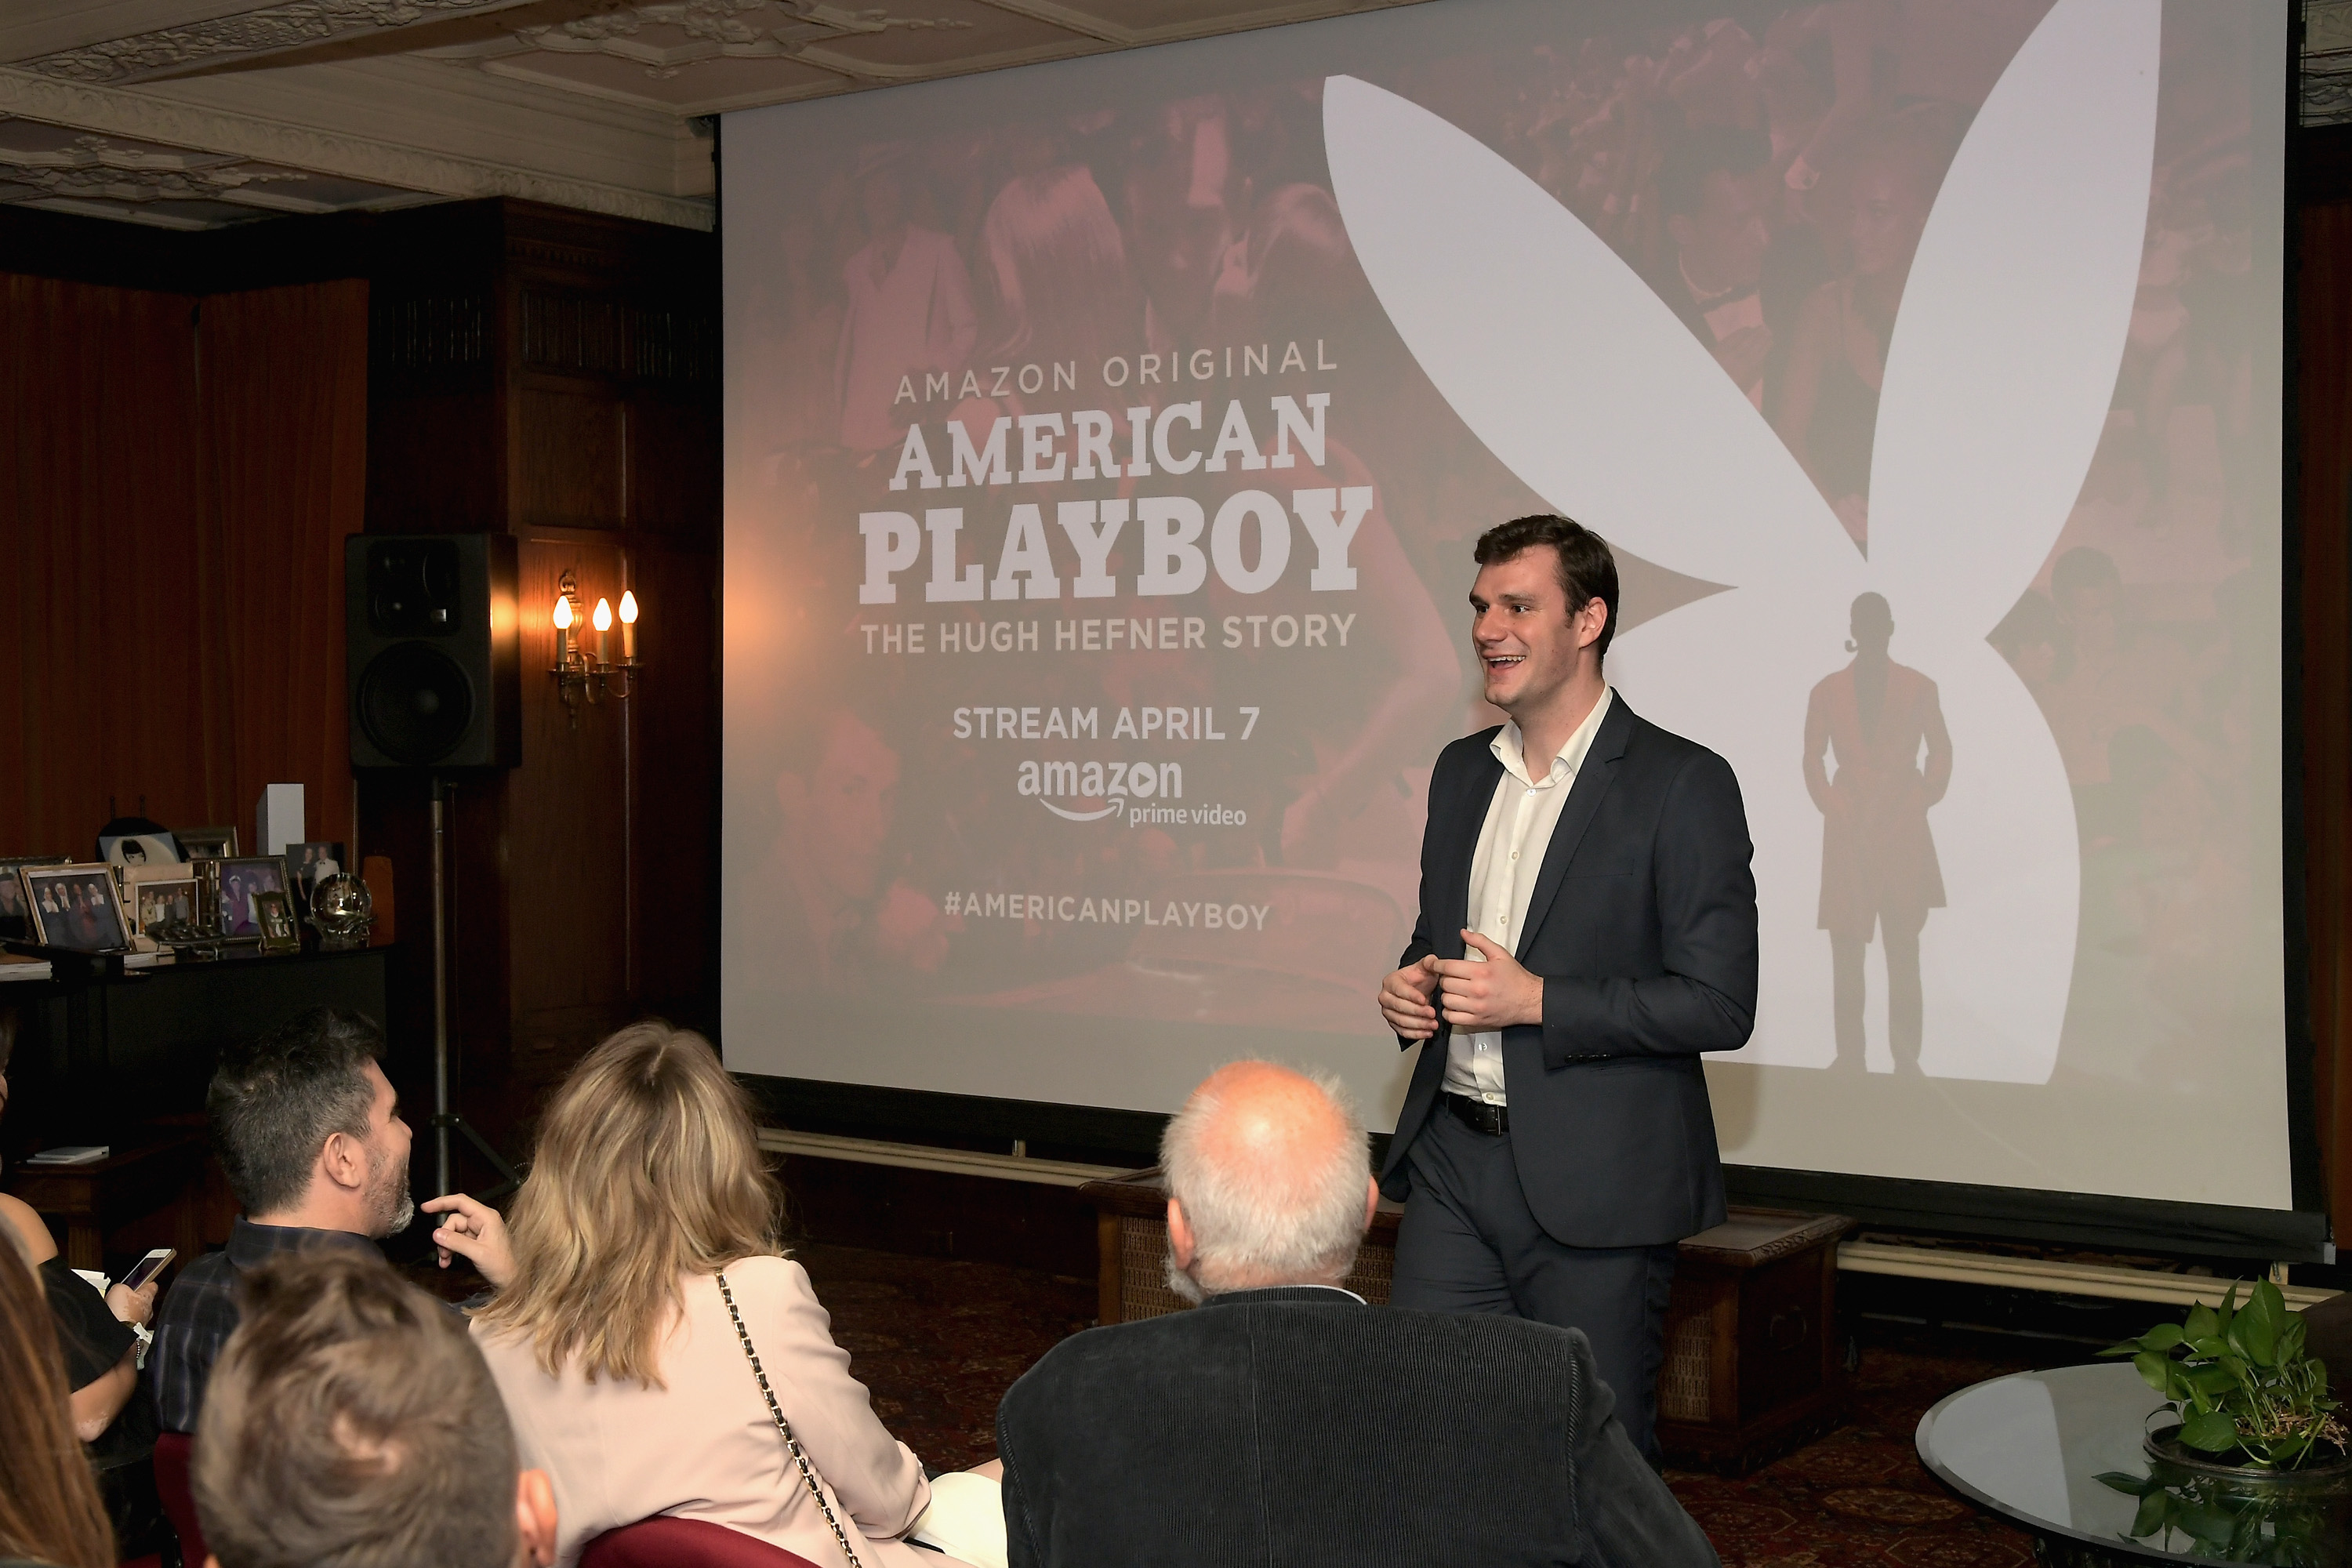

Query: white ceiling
[[0, 0, 2341, 234]]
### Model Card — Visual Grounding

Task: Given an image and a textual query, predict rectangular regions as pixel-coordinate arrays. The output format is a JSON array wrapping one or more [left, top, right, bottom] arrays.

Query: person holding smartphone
[[1, 1065, 172, 1554]]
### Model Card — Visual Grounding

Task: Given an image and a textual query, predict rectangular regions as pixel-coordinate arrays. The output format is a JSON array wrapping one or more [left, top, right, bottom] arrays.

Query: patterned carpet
[[792, 1243, 2045, 1567], [1663, 1327, 2042, 1568]]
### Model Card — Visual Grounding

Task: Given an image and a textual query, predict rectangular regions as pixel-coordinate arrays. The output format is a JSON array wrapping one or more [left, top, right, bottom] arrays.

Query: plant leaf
[[2189, 1334, 2230, 1360], [2129, 1488, 2169, 1538], [2132, 1350, 2175, 1394], [2186, 1302, 2220, 1340], [2178, 1409, 2243, 1453], [2140, 1321, 2184, 1352], [2239, 1284, 2282, 1366], [2184, 1363, 2238, 1399], [2178, 1501, 2238, 1546]]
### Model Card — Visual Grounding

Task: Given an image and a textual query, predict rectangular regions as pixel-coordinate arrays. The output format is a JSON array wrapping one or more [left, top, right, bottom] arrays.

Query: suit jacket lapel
[[1514, 696, 1633, 961], [1438, 742, 1504, 962]]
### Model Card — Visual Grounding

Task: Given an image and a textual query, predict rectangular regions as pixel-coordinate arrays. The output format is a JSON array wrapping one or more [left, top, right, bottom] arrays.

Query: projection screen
[[723, 0, 2301, 1224]]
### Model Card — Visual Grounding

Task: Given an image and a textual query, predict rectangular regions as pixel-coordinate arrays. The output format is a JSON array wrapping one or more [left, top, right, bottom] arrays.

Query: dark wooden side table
[[1656, 1207, 1854, 1472], [1080, 1168, 1850, 1473], [3, 1131, 207, 1273]]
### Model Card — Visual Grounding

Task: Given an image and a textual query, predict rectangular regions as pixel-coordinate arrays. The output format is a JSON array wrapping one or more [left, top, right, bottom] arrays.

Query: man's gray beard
[[368, 1150, 415, 1237], [1163, 1247, 1203, 1306]]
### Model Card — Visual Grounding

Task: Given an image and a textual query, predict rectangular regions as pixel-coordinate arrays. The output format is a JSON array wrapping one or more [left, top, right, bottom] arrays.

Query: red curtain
[[201, 281, 365, 854], [0, 274, 364, 860]]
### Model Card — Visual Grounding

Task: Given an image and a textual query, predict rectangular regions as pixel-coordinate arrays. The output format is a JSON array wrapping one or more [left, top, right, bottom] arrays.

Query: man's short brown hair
[[1473, 514, 1621, 659], [195, 1250, 518, 1568]]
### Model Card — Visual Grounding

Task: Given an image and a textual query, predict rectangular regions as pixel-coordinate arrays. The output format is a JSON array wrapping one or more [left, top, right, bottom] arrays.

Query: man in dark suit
[[995, 1061, 1717, 1568], [1377, 514, 1758, 1462]]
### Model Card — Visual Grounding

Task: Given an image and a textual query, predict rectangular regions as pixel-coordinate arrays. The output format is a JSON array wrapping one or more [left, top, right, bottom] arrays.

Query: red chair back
[[151, 1432, 208, 1568], [579, 1516, 824, 1568]]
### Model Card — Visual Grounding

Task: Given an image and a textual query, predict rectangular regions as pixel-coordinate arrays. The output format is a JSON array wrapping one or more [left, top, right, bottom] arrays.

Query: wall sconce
[[550, 568, 642, 726]]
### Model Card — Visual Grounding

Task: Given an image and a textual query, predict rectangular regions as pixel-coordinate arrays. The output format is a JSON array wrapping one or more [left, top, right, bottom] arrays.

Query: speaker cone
[[357, 642, 476, 765]]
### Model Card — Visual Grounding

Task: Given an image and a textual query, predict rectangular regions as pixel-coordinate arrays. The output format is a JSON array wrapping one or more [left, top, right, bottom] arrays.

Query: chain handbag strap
[[715, 1271, 866, 1568]]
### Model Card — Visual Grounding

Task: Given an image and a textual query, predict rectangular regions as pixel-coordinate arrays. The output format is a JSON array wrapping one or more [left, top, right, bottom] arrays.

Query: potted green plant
[[2099, 1280, 2347, 1475]]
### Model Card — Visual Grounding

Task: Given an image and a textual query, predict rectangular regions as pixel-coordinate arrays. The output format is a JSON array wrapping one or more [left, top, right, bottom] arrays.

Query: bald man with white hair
[[993, 1062, 1717, 1568]]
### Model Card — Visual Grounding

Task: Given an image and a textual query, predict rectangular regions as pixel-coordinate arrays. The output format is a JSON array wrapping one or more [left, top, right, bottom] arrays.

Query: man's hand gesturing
[[1436, 930, 1543, 1031], [1379, 954, 1444, 1040]]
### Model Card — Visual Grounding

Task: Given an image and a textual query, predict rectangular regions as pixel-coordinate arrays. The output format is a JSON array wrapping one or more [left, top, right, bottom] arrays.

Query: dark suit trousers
[[1390, 1106, 1678, 1462]]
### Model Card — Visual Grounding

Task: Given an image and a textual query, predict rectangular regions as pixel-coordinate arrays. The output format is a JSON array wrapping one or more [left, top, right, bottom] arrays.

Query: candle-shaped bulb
[[619, 590, 638, 659], [593, 597, 612, 631], [552, 595, 573, 630], [619, 591, 638, 625]]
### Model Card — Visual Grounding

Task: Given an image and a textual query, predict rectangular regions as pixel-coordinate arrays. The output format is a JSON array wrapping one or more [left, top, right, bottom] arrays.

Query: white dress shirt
[[1444, 688, 1615, 1105]]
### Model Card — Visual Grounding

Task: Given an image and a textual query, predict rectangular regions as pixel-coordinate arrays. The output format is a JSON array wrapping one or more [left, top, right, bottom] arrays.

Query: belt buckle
[[1449, 1092, 1507, 1136]]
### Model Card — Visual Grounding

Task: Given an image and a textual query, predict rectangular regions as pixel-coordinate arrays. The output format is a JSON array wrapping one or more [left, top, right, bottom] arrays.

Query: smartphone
[[120, 1248, 173, 1292]]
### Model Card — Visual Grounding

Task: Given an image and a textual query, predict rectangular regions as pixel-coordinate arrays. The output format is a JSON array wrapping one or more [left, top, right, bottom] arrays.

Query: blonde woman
[[424, 1023, 1004, 1568]]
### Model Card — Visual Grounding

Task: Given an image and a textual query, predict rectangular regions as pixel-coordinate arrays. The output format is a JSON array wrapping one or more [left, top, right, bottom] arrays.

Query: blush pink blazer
[[474, 1255, 970, 1568]]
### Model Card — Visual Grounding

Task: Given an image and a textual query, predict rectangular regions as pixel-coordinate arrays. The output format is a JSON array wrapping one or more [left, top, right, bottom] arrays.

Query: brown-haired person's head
[[207, 1007, 414, 1240], [469, 1022, 779, 1386], [1469, 515, 1619, 718], [194, 1249, 557, 1568], [0, 1238, 111, 1568]]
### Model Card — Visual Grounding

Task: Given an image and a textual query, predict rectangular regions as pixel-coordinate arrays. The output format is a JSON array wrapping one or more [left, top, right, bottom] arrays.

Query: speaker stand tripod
[[429, 776, 521, 1202]]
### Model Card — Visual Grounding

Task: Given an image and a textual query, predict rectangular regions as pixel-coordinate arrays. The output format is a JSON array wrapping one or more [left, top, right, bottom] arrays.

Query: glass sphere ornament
[[310, 872, 374, 950]]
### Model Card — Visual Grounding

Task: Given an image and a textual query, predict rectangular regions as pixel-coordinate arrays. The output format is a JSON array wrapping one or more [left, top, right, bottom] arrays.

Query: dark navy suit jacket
[[996, 1287, 1720, 1567], [1381, 695, 1759, 1247]]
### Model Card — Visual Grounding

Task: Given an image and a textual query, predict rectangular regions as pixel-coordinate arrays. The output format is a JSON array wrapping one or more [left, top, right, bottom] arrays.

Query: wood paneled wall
[[2295, 132, 2352, 1241], [0, 199, 718, 1176], [356, 200, 721, 1160]]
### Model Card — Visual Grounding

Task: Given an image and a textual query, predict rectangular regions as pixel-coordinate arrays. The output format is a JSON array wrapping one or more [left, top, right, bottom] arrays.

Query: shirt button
[[1511, 851, 1519, 860]]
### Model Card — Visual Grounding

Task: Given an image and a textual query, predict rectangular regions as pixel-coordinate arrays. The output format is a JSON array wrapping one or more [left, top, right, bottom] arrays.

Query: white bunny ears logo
[[1325, 0, 2158, 1083]]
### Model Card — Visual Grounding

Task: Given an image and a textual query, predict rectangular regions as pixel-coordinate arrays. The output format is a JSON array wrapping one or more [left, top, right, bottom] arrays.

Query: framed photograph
[[23, 863, 132, 953], [175, 826, 238, 861], [99, 833, 182, 869], [285, 841, 346, 913], [130, 876, 200, 938], [252, 890, 299, 955], [0, 857, 69, 934], [213, 856, 290, 938], [285, 842, 345, 886]]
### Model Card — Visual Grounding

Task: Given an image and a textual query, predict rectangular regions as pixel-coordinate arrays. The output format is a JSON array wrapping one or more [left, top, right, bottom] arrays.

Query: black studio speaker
[[347, 534, 521, 770]]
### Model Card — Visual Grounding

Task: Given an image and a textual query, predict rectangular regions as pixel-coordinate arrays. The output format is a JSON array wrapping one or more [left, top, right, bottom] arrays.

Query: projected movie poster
[[724, 0, 2292, 1208]]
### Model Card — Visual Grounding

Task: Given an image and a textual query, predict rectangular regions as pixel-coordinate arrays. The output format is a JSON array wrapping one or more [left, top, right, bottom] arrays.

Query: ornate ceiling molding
[[0, 66, 714, 227], [22, 0, 544, 86], [495, 1, 978, 82], [0, 132, 325, 208], [0, 163, 321, 209], [2309, 0, 2352, 127]]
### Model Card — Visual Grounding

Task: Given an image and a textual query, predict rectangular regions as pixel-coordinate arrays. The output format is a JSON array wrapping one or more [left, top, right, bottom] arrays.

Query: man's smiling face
[[1469, 546, 1594, 718]]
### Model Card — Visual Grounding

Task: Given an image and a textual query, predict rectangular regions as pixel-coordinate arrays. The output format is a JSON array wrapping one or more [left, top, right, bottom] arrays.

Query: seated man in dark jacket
[[996, 1062, 1718, 1568], [150, 1007, 415, 1434]]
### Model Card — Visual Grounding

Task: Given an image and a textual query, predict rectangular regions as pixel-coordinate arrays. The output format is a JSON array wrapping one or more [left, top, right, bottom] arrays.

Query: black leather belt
[[1445, 1092, 1509, 1136]]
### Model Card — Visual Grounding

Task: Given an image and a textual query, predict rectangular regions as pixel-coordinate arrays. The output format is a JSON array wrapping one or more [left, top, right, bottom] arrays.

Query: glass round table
[[1916, 1362, 2350, 1565]]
